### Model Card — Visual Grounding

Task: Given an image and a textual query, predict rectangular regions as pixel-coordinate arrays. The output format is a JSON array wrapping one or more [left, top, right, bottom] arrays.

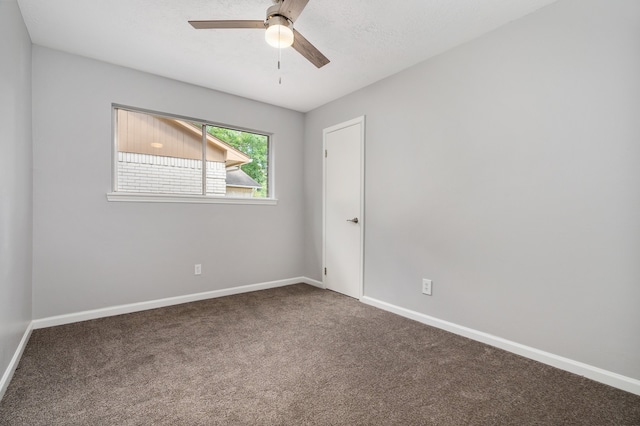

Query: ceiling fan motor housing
[[266, 3, 292, 23], [266, 14, 292, 28]]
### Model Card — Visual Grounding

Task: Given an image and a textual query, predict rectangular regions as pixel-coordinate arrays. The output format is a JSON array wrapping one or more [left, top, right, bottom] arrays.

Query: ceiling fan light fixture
[[265, 15, 294, 48]]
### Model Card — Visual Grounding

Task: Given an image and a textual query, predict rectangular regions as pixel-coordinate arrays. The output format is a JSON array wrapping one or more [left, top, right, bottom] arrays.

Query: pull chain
[[278, 27, 283, 85]]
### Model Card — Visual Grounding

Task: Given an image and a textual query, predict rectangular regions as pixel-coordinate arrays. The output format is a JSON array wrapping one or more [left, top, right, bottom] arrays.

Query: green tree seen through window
[[207, 126, 268, 198]]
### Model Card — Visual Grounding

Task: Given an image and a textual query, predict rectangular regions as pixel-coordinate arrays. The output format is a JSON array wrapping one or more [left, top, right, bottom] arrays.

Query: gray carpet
[[1, 284, 638, 425]]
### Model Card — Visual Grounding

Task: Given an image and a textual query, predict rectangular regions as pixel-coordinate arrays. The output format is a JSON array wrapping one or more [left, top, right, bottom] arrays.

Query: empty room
[[1, 0, 639, 424]]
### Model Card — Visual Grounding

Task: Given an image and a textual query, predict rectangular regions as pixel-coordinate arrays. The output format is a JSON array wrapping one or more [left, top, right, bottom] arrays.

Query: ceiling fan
[[189, 0, 330, 68]]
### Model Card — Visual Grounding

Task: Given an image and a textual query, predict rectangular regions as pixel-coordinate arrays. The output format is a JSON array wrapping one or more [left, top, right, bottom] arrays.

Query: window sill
[[106, 192, 278, 205]]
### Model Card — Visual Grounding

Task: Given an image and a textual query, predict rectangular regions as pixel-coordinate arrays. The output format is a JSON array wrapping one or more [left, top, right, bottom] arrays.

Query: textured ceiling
[[17, 0, 559, 112]]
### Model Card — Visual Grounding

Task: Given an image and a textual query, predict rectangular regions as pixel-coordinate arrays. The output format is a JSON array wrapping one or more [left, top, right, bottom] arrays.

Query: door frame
[[322, 116, 366, 299]]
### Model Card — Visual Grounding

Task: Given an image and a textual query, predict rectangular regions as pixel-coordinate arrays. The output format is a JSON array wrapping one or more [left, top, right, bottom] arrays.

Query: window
[[109, 106, 273, 204]]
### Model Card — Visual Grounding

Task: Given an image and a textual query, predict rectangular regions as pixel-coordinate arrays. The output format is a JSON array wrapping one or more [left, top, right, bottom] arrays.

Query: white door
[[323, 117, 364, 299]]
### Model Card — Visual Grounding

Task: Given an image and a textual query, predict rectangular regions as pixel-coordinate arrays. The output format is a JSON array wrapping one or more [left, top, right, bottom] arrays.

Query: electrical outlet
[[195, 264, 202, 275], [422, 278, 432, 296]]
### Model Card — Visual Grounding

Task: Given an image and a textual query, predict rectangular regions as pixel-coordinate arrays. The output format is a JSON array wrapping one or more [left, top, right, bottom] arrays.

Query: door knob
[[346, 217, 359, 224]]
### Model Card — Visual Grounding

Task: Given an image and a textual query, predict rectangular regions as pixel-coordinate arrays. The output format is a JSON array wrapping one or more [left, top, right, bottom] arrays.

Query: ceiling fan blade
[[189, 20, 265, 30], [292, 29, 329, 68], [277, 0, 310, 23]]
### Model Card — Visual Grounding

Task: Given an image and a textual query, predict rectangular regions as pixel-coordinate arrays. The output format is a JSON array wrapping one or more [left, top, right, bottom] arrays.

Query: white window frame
[[106, 104, 277, 205]]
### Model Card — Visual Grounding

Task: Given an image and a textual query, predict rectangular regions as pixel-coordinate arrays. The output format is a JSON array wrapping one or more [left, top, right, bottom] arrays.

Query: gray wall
[[32, 47, 306, 318], [304, 0, 640, 379], [0, 0, 33, 382]]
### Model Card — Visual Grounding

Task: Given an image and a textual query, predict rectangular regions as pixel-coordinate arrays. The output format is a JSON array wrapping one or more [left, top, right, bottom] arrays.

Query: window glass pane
[[206, 126, 269, 198], [114, 107, 270, 200], [116, 109, 204, 195]]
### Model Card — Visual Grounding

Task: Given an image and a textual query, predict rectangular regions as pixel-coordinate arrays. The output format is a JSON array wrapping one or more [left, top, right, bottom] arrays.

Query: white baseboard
[[303, 277, 325, 289], [33, 277, 318, 329], [360, 296, 640, 396], [0, 323, 33, 401]]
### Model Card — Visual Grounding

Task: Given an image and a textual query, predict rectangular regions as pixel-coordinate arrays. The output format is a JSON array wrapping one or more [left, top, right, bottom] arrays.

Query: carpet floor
[[0, 284, 638, 425]]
